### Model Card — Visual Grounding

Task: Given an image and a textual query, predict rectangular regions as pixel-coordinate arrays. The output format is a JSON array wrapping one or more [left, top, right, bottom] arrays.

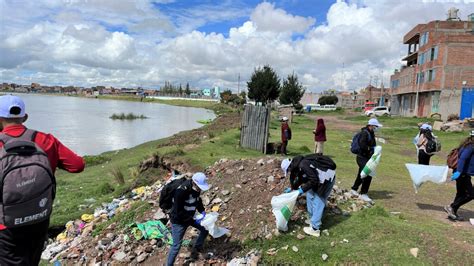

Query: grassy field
[[51, 99, 474, 264]]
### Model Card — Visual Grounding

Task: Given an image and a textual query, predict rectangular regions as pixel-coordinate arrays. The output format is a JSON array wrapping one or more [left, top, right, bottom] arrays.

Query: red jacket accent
[[314, 119, 326, 142], [0, 124, 85, 174], [281, 123, 290, 142]]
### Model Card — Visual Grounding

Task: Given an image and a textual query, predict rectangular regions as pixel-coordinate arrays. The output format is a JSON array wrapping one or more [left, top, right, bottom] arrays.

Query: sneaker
[[350, 189, 359, 197], [303, 226, 321, 237], [359, 194, 374, 204], [444, 205, 457, 220]]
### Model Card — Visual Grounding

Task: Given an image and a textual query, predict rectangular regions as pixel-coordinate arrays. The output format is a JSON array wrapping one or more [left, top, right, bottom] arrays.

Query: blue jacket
[[457, 145, 474, 176]]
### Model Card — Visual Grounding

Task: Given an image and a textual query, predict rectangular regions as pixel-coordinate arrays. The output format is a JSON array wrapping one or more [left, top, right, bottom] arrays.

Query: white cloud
[[250, 2, 315, 33]]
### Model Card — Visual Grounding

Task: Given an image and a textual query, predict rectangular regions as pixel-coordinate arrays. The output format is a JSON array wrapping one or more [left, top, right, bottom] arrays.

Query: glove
[[298, 187, 304, 195], [195, 211, 206, 224], [283, 187, 292, 193], [451, 172, 461, 181]]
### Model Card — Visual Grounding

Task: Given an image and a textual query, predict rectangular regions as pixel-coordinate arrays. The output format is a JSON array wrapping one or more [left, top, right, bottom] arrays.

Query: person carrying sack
[[416, 124, 436, 165], [0, 95, 85, 266], [281, 154, 336, 237]]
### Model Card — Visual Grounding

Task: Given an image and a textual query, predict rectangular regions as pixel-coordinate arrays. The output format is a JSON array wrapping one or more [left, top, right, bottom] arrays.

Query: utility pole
[[238, 73, 240, 94]]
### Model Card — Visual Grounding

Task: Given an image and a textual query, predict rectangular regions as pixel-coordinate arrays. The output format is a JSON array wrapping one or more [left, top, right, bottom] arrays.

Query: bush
[[111, 168, 125, 185], [447, 113, 460, 121], [110, 113, 148, 120], [96, 182, 115, 194]]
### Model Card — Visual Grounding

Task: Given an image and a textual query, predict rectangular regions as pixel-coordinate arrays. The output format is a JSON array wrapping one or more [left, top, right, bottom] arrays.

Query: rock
[[226, 169, 234, 175], [280, 245, 289, 250], [100, 238, 112, 246], [238, 165, 245, 171], [265, 233, 272, 240], [330, 241, 336, 247], [296, 234, 305, 240], [267, 159, 274, 164], [322, 229, 329, 236], [67, 252, 79, 259], [137, 253, 148, 263], [222, 190, 230, 196], [410, 248, 419, 258], [256, 205, 263, 209], [266, 248, 277, 256], [224, 197, 232, 203], [235, 184, 242, 189], [211, 198, 222, 205], [292, 246, 299, 252], [202, 195, 211, 206], [106, 232, 115, 239], [112, 251, 127, 261], [322, 253, 328, 261], [145, 246, 153, 253], [257, 159, 265, 165], [267, 176, 275, 183], [433, 121, 443, 131], [239, 209, 245, 215], [153, 209, 167, 220], [470, 218, 474, 226]]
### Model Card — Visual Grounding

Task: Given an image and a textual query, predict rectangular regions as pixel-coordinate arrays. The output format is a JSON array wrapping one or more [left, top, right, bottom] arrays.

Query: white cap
[[282, 117, 288, 121], [0, 95, 26, 118], [368, 118, 383, 128], [281, 159, 291, 177], [420, 123, 432, 131], [192, 172, 209, 191]]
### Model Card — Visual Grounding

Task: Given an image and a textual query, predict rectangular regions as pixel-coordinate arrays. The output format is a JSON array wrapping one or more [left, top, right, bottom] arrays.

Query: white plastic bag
[[405, 163, 449, 193], [361, 146, 382, 178], [271, 191, 299, 231], [199, 212, 229, 238]]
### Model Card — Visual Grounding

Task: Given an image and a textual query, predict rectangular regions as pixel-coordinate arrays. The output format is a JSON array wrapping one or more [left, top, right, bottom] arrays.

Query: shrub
[[110, 113, 148, 120], [447, 113, 460, 121], [96, 182, 114, 194], [111, 168, 125, 185]]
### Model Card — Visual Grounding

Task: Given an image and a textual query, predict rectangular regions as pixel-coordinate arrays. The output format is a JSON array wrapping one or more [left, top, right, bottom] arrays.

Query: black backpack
[[351, 129, 371, 154], [158, 177, 187, 213], [426, 136, 441, 153], [0, 130, 56, 228]]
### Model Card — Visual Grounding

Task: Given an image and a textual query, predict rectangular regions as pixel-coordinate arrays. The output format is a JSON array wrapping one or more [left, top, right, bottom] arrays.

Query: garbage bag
[[405, 163, 449, 193], [271, 191, 299, 232], [199, 212, 229, 238], [361, 146, 382, 178]]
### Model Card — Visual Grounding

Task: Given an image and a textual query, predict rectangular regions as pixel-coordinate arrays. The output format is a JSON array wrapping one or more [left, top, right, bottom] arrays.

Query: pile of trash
[[42, 157, 373, 265], [433, 120, 470, 132]]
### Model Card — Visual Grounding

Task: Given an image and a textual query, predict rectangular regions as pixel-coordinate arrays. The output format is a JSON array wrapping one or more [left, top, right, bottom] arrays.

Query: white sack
[[200, 212, 230, 238], [271, 191, 299, 231], [405, 163, 449, 193], [361, 146, 382, 178]]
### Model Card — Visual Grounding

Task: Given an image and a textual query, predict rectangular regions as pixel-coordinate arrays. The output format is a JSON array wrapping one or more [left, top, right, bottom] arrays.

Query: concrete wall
[[439, 88, 462, 120]]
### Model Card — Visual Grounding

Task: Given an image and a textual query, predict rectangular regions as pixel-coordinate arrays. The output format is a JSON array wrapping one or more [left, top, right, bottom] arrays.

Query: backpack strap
[[0, 128, 37, 145]]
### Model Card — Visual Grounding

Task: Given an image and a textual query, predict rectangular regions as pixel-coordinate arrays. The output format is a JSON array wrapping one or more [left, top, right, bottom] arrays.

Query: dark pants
[[0, 220, 49, 266], [352, 156, 372, 194], [281, 140, 288, 155], [450, 174, 474, 214], [418, 150, 432, 165], [166, 222, 209, 266]]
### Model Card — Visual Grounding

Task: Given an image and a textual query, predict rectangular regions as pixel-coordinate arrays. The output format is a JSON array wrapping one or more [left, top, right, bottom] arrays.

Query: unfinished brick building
[[390, 10, 474, 119]]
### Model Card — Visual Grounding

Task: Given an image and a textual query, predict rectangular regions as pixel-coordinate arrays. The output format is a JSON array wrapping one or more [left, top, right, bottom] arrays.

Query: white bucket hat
[[368, 118, 383, 128]]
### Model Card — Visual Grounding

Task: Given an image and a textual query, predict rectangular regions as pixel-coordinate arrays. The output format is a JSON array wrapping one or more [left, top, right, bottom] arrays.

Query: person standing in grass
[[416, 124, 435, 165], [281, 117, 291, 155], [313, 118, 326, 155], [350, 118, 381, 204], [444, 131, 474, 221], [0, 95, 85, 266]]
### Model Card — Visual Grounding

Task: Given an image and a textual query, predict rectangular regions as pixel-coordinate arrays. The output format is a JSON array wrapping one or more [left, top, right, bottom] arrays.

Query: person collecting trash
[[350, 118, 382, 203], [281, 154, 336, 237], [166, 172, 210, 265], [416, 124, 437, 165], [444, 131, 474, 221]]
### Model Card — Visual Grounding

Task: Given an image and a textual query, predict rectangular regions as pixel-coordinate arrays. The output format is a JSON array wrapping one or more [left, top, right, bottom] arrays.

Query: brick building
[[390, 11, 474, 119]]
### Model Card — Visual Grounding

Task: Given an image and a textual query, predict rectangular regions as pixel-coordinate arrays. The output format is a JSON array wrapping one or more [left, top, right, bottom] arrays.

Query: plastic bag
[[271, 191, 299, 232], [405, 163, 449, 193], [199, 212, 230, 238], [361, 146, 382, 178]]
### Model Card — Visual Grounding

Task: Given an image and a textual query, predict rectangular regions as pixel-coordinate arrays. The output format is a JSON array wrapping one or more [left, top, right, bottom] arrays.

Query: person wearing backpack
[[166, 172, 210, 266], [281, 154, 336, 237], [444, 131, 474, 221], [350, 118, 381, 203], [416, 124, 435, 165], [0, 95, 85, 266], [281, 117, 291, 155], [313, 118, 326, 155]]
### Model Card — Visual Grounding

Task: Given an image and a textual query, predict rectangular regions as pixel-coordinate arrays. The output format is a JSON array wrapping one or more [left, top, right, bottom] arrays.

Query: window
[[416, 72, 425, 84], [391, 79, 400, 88], [428, 69, 436, 82], [430, 46, 438, 61], [418, 52, 425, 65], [420, 32, 430, 46]]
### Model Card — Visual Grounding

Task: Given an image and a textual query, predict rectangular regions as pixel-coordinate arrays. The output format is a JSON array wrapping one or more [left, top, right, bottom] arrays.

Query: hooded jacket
[[170, 179, 205, 225], [288, 154, 336, 196], [457, 144, 474, 176], [314, 119, 326, 142]]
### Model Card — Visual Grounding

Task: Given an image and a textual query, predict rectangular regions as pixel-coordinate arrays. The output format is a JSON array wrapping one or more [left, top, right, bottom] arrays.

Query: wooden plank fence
[[240, 104, 271, 153]]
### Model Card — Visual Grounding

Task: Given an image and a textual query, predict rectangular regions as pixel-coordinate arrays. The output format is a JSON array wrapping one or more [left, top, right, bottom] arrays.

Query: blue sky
[[1, 0, 474, 91]]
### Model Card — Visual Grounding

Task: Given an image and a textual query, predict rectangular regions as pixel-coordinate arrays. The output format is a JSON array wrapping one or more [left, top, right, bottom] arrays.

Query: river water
[[13, 94, 215, 155]]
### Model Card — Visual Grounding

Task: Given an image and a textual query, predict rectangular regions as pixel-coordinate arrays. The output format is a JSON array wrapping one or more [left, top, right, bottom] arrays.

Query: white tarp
[[361, 146, 382, 178], [199, 212, 230, 238], [405, 163, 449, 193], [271, 191, 299, 231]]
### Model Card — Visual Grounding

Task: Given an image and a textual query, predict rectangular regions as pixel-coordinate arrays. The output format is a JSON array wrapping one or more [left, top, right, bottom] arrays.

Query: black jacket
[[170, 179, 205, 225], [288, 154, 336, 196], [358, 127, 376, 159]]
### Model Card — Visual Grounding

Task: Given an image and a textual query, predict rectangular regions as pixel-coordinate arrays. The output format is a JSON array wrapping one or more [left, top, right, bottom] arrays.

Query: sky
[[1, 0, 474, 92]]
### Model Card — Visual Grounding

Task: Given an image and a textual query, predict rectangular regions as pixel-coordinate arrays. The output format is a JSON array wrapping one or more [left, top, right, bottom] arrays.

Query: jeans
[[450, 174, 474, 213], [418, 150, 431, 165], [166, 222, 208, 266], [306, 178, 335, 230], [352, 156, 372, 194], [281, 140, 288, 155]]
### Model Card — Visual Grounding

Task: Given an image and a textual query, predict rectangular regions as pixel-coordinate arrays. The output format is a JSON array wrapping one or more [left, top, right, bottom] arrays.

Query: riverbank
[[49, 100, 474, 264]]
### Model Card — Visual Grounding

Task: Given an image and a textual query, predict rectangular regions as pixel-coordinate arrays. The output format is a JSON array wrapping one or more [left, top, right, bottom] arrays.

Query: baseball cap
[[368, 118, 383, 128], [281, 158, 291, 177], [192, 172, 210, 191], [281, 117, 288, 121], [420, 123, 432, 131], [0, 95, 26, 118]]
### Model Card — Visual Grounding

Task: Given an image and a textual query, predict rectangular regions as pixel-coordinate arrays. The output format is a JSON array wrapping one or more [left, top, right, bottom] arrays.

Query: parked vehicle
[[363, 101, 377, 112], [365, 106, 390, 116]]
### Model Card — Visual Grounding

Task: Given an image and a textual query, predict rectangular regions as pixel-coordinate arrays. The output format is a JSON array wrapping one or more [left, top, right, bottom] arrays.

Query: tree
[[220, 90, 232, 104], [279, 73, 305, 105], [247, 65, 281, 105], [185, 82, 191, 96], [178, 84, 183, 96], [318, 95, 339, 105]]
